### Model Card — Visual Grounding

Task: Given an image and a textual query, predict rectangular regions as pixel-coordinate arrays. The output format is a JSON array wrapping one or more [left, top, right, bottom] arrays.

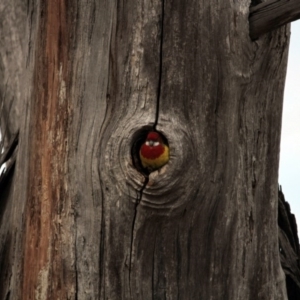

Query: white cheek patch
[[145, 141, 160, 147]]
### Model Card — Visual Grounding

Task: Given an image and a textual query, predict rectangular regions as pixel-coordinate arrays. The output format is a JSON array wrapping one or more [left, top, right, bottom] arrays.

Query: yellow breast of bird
[[140, 145, 169, 169]]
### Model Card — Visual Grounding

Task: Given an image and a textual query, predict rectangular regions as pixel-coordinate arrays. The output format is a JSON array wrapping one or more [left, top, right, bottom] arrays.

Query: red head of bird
[[139, 131, 169, 172]]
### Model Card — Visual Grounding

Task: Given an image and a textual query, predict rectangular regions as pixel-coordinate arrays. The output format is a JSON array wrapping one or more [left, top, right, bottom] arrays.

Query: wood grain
[[22, 1, 76, 298], [0, 1, 33, 299], [250, 0, 300, 39], [0, 0, 294, 299]]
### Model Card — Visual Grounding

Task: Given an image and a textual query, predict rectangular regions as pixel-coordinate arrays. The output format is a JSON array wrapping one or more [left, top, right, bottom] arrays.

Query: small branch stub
[[249, 0, 300, 39]]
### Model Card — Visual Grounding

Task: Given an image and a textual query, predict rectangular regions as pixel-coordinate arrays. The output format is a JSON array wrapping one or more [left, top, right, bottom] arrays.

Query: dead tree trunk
[[0, 0, 298, 299]]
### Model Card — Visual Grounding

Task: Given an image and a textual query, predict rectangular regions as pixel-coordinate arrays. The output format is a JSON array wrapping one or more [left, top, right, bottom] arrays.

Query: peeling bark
[[22, 1, 75, 299]]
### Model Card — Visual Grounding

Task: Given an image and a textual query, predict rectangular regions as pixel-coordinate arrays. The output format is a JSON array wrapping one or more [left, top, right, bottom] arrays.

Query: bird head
[[145, 132, 162, 147]]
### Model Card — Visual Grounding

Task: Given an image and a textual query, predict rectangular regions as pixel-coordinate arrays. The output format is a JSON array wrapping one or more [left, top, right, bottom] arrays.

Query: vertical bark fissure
[[26, 2, 34, 68], [154, 0, 165, 129], [99, 182, 105, 299], [152, 235, 157, 300], [128, 1, 165, 295], [74, 226, 79, 300], [5, 291, 10, 300], [0, 83, 13, 149], [129, 176, 149, 296]]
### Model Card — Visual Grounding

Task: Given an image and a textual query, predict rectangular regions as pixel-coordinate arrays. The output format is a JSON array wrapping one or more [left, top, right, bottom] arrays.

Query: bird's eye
[[153, 141, 160, 146], [145, 141, 150, 146]]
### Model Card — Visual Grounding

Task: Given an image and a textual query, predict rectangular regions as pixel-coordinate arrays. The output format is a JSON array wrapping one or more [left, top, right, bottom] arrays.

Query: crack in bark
[[74, 228, 79, 300], [154, 0, 165, 130], [129, 175, 149, 298], [151, 234, 157, 300], [129, 0, 165, 295], [99, 181, 106, 299]]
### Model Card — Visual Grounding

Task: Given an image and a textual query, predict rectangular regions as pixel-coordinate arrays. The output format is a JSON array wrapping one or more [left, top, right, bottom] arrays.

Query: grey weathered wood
[[0, 1, 34, 299], [0, 0, 294, 299], [250, 0, 300, 39]]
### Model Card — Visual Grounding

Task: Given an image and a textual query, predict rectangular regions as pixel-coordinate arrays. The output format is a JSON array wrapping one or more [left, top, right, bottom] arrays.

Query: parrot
[[139, 131, 169, 172]]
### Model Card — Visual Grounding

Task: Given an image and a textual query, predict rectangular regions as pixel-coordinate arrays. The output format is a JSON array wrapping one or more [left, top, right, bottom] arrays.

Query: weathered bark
[[0, 1, 33, 299], [0, 0, 294, 299]]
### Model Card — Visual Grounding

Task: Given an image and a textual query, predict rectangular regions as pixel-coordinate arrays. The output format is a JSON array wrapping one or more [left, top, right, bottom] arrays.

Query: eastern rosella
[[139, 131, 169, 172]]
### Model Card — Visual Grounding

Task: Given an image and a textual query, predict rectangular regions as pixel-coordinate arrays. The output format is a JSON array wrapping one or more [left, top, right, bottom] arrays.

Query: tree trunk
[[0, 0, 292, 299]]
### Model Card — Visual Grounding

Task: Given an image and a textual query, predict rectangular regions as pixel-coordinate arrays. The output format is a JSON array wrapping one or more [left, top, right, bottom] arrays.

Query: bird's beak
[[149, 140, 154, 146]]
